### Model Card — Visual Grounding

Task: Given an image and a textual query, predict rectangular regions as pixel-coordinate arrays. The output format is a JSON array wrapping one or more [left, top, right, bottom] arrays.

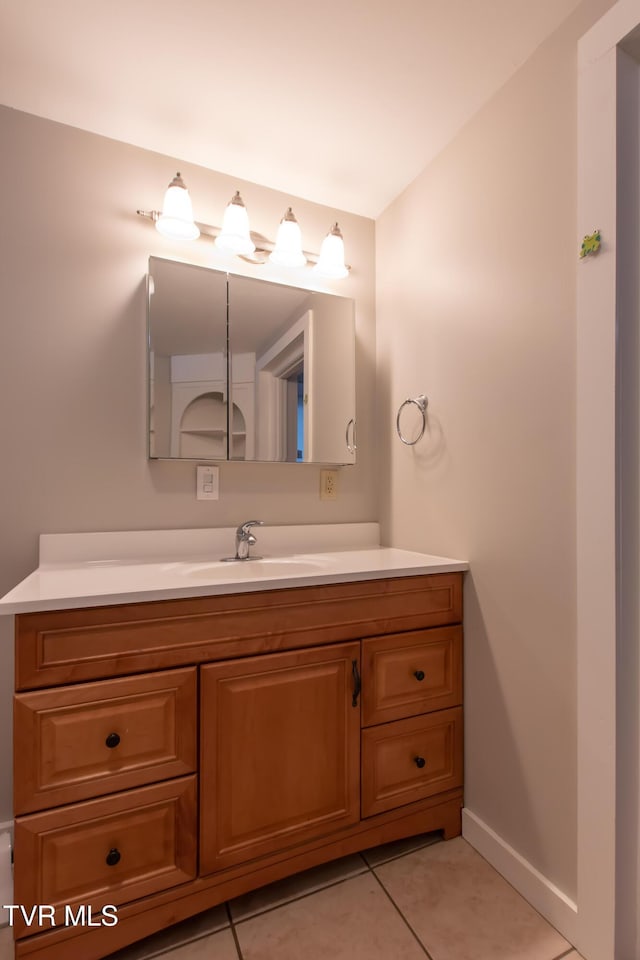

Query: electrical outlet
[[196, 465, 219, 501], [320, 469, 338, 501]]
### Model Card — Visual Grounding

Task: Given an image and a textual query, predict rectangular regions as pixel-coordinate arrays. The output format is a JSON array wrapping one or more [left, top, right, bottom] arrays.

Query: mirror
[[148, 258, 227, 460], [148, 257, 356, 464]]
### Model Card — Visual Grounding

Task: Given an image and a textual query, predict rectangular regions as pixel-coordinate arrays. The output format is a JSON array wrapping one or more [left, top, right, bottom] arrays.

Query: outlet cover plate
[[320, 469, 338, 501]]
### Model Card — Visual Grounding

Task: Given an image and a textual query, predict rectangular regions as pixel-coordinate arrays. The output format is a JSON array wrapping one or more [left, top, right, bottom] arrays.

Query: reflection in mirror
[[229, 275, 355, 463], [148, 257, 228, 459], [147, 257, 356, 464]]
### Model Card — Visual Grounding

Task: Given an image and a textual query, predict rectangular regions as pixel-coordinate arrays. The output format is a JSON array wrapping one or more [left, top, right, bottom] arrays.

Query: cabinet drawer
[[361, 707, 463, 818], [361, 627, 462, 726], [14, 668, 197, 814], [13, 776, 197, 936]]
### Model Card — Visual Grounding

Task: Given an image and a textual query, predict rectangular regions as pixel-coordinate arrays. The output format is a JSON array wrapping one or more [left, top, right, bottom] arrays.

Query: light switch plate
[[196, 465, 219, 501]]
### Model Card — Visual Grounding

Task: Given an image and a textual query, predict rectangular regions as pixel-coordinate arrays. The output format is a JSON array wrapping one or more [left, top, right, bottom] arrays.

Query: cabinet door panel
[[200, 642, 360, 874]]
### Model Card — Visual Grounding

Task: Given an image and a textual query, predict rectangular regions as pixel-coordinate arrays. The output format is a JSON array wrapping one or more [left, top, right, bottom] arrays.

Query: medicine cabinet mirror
[[147, 257, 356, 464]]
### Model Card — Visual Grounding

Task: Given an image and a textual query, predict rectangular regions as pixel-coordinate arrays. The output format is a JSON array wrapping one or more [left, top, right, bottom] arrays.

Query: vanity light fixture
[[215, 191, 255, 255], [155, 172, 200, 241], [137, 177, 350, 277], [269, 208, 307, 268], [313, 223, 349, 280]]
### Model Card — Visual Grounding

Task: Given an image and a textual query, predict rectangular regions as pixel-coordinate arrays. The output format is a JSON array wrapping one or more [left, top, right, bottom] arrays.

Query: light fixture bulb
[[215, 191, 255, 255], [269, 208, 307, 268], [155, 172, 200, 241], [313, 223, 348, 279]]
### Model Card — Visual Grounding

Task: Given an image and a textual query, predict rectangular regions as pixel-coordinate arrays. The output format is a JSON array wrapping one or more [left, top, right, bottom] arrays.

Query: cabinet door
[[200, 642, 360, 874]]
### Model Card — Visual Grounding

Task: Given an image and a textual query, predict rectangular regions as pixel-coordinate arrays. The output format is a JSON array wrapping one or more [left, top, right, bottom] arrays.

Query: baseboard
[[462, 808, 577, 945], [0, 823, 13, 928]]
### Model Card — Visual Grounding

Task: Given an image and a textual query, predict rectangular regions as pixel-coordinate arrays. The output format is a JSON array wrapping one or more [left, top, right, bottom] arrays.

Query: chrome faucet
[[233, 520, 264, 561]]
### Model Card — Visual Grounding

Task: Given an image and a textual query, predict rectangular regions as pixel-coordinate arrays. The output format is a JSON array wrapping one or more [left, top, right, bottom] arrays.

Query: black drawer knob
[[414, 756, 426, 769], [414, 670, 425, 682], [105, 732, 121, 749], [105, 848, 121, 867]]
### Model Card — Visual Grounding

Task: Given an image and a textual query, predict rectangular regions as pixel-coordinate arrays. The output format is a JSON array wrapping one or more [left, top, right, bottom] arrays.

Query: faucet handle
[[237, 520, 264, 537]]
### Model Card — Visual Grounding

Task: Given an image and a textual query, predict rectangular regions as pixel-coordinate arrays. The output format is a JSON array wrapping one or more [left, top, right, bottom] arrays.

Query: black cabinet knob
[[105, 732, 121, 749], [414, 670, 425, 682], [105, 848, 121, 867], [414, 756, 426, 769]]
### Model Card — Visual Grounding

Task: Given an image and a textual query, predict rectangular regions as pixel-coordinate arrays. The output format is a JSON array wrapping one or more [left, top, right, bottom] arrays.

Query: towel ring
[[396, 395, 428, 446]]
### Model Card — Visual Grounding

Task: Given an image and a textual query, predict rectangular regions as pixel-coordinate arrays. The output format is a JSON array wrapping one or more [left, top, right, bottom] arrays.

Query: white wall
[[0, 106, 376, 822], [376, 0, 615, 909]]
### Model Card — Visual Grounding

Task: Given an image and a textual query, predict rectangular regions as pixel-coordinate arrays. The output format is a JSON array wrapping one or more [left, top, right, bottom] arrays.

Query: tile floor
[[0, 833, 585, 960]]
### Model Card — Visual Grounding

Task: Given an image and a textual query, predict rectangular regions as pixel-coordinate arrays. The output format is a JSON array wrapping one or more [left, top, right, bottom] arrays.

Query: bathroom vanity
[[1, 527, 467, 960]]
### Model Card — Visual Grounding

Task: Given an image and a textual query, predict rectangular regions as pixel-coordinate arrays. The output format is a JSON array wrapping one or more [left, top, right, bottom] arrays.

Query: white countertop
[[0, 524, 468, 614]]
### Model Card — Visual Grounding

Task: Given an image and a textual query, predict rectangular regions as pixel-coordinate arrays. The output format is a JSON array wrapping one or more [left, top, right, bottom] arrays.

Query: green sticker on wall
[[580, 230, 601, 258]]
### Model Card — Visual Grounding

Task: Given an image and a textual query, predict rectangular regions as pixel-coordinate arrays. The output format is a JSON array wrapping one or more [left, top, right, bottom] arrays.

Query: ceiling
[[0, 0, 582, 218]]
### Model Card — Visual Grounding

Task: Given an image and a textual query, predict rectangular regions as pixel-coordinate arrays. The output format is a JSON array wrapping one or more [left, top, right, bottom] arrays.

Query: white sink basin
[[181, 557, 328, 579], [0, 524, 470, 616]]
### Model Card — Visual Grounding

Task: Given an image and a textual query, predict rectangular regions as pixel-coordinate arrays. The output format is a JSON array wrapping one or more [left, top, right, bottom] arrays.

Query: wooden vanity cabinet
[[11, 572, 463, 960]]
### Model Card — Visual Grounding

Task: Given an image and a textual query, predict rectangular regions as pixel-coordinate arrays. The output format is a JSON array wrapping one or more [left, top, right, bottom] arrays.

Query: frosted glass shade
[[313, 223, 348, 279], [155, 173, 200, 241], [269, 208, 307, 267], [215, 191, 255, 255]]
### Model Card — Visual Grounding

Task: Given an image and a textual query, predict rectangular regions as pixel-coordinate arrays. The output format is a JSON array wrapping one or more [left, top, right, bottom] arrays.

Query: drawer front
[[14, 669, 197, 814], [15, 573, 462, 688], [361, 707, 463, 818], [13, 776, 197, 936], [361, 627, 462, 726]]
